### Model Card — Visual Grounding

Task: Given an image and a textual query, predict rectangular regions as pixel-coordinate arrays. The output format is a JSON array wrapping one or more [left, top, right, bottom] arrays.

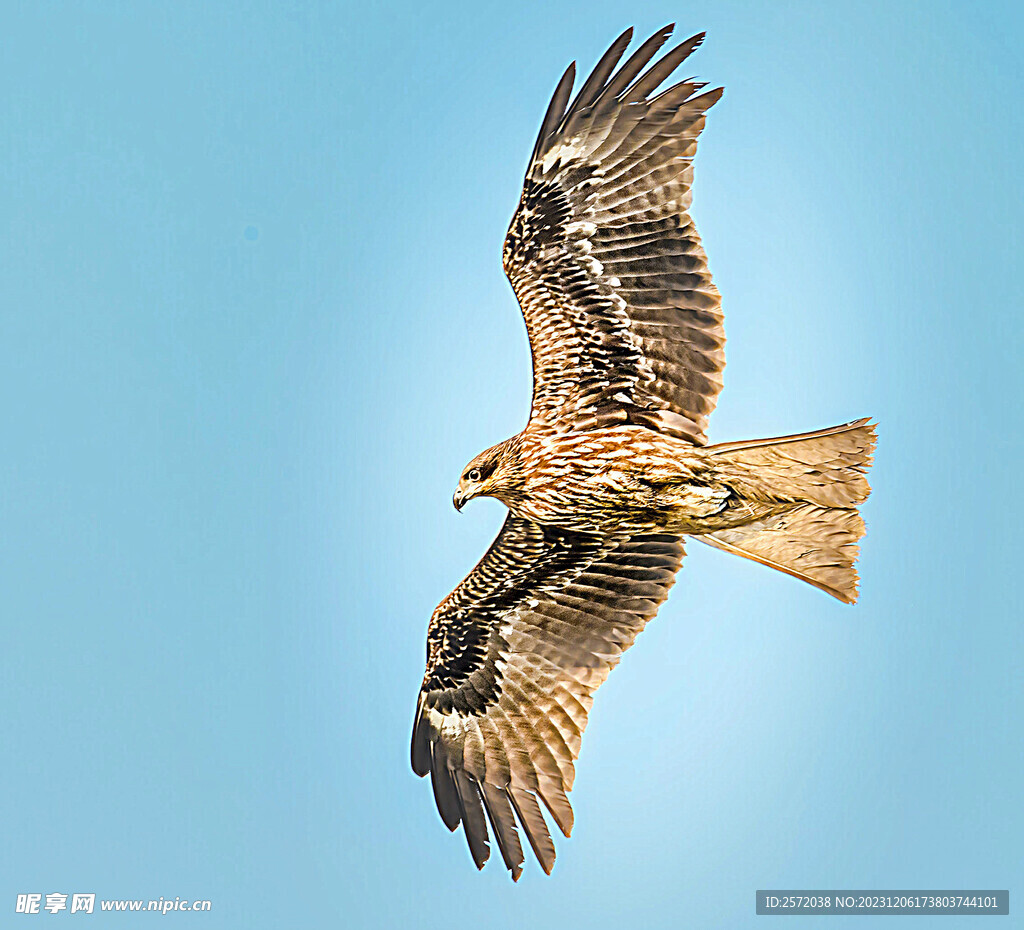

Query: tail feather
[[708, 417, 875, 509], [699, 418, 876, 603], [697, 503, 866, 603]]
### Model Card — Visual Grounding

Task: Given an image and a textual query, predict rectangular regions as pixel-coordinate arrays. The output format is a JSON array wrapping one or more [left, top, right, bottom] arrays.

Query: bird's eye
[[467, 468, 482, 482]]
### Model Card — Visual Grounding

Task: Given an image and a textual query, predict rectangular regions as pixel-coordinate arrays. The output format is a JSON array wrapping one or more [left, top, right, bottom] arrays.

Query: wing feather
[[529, 62, 576, 168], [411, 515, 685, 876], [504, 27, 725, 444], [599, 24, 675, 103], [480, 783, 526, 880], [454, 770, 491, 869], [565, 27, 633, 115], [508, 786, 556, 874], [624, 33, 706, 103], [428, 740, 462, 831]]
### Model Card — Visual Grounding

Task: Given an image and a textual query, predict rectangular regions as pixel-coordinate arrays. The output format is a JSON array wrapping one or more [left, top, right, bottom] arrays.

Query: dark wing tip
[[508, 786, 557, 875], [481, 783, 526, 880], [684, 31, 707, 56], [454, 771, 491, 869], [410, 695, 431, 777], [706, 84, 725, 100], [622, 31, 708, 103], [429, 743, 463, 832], [696, 85, 726, 110], [567, 27, 636, 113], [528, 60, 577, 167]]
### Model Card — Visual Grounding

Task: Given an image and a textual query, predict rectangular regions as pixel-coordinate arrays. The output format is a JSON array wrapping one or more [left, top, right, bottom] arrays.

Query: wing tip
[[481, 782, 527, 880], [427, 740, 463, 832], [508, 785, 558, 875], [410, 694, 431, 777], [699, 85, 725, 108], [454, 771, 492, 870]]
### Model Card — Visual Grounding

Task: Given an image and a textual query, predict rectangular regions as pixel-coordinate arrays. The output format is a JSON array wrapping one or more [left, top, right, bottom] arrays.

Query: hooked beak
[[453, 490, 466, 512]]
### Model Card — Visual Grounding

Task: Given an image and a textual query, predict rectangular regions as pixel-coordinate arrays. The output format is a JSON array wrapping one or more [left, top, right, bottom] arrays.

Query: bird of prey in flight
[[410, 25, 875, 880]]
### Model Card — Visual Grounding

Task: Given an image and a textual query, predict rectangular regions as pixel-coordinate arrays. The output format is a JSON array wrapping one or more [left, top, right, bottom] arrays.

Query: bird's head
[[453, 442, 516, 511]]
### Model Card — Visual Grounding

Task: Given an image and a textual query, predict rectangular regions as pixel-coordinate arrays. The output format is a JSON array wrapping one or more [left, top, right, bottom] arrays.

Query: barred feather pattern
[[412, 516, 685, 879], [411, 25, 876, 880], [503, 25, 725, 446]]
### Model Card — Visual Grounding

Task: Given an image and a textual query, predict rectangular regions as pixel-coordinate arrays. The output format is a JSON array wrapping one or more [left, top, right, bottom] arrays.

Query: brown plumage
[[411, 25, 876, 880]]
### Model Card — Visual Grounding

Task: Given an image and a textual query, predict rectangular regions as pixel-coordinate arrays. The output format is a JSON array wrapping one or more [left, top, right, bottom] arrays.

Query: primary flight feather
[[410, 25, 876, 880]]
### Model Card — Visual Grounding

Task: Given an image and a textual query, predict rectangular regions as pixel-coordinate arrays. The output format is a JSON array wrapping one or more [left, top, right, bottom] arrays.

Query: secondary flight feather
[[410, 25, 876, 880]]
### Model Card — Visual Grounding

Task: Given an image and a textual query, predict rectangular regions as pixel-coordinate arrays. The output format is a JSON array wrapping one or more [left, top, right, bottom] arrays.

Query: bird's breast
[[505, 426, 723, 534]]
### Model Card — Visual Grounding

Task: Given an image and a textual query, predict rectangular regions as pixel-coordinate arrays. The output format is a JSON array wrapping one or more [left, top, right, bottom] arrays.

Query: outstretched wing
[[504, 25, 725, 445], [411, 515, 685, 878]]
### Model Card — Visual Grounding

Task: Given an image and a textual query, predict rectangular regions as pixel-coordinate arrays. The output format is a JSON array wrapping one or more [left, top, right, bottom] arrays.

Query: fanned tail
[[700, 418, 877, 603]]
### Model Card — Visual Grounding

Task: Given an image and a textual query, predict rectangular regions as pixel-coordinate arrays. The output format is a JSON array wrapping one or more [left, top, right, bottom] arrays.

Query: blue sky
[[1, 1, 1021, 927]]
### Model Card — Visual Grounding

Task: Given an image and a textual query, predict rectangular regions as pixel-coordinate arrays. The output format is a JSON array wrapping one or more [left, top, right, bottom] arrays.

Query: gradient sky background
[[1, 1, 1021, 927]]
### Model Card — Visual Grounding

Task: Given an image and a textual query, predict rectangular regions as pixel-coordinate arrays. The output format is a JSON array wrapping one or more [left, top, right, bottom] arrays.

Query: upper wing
[[504, 25, 725, 445], [411, 514, 685, 878]]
